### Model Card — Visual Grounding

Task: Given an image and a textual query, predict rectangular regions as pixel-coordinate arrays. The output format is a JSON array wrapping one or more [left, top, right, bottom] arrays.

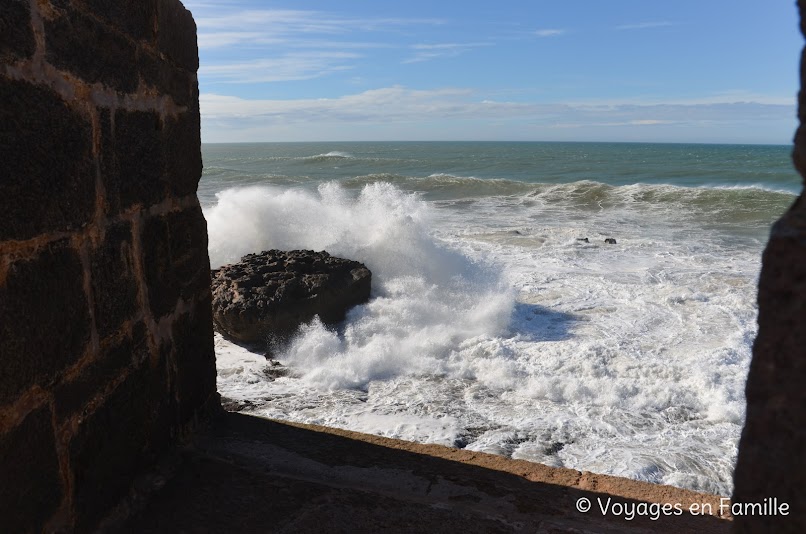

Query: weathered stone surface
[[70, 361, 168, 532], [211, 250, 372, 346], [105, 109, 168, 212], [76, 0, 158, 43], [0, 0, 35, 63], [166, 206, 211, 299], [0, 1, 216, 530], [732, 2, 806, 531], [164, 98, 203, 197], [0, 240, 90, 406], [44, 5, 139, 93], [136, 46, 196, 107], [102, 106, 202, 213], [55, 323, 149, 421], [122, 414, 733, 534], [172, 296, 217, 425], [0, 406, 63, 534], [157, 0, 199, 71], [92, 221, 139, 339], [0, 78, 95, 241], [733, 203, 806, 533], [143, 206, 211, 319]]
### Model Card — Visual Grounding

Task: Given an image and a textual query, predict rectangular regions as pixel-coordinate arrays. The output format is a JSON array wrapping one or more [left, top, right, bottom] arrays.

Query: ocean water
[[200, 141, 799, 496]]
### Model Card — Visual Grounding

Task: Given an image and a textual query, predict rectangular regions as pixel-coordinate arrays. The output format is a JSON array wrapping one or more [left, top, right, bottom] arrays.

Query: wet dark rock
[[604, 238, 617, 244], [263, 360, 289, 380], [219, 397, 260, 412], [211, 250, 372, 348]]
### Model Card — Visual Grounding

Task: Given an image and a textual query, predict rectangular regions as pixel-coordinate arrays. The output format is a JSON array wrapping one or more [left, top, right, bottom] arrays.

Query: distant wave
[[698, 183, 800, 196], [336, 175, 794, 228], [343, 173, 535, 198], [298, 151, 356, 162], [523, 180, 795, 228], [346, 173, 792, 201]]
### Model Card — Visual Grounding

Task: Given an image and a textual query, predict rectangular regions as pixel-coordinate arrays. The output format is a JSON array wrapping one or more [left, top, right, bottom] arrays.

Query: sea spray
[[206, 182, 514, 390]]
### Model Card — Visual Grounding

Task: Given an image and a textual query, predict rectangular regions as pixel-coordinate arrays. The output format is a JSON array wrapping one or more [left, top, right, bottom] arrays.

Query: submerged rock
[[211, 250, 371, 347]]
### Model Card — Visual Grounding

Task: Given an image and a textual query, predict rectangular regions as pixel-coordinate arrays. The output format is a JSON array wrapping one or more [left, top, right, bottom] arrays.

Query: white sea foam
[[208, 180, 758, 497], [208, 183, 513, 390], [299, 151, 355, 161]]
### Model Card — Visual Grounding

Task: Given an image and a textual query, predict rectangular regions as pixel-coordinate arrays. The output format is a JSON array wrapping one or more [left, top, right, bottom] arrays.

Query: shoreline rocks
[[211, 250, 371, 349]]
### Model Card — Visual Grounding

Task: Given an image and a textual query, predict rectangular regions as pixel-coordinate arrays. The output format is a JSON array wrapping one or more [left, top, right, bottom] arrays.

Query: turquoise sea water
[[202, 142, 799, 496]]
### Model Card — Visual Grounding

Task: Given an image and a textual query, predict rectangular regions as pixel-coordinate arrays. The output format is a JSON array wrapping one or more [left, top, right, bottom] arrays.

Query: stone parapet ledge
[[124, 413, 732, 533]]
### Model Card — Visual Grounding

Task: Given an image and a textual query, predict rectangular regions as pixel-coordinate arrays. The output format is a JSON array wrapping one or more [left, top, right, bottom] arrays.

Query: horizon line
[[201, 139, 793, 147]]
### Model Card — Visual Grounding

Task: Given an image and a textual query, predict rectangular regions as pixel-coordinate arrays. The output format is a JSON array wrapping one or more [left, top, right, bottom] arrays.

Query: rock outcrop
[[211, 250, 372, 347]]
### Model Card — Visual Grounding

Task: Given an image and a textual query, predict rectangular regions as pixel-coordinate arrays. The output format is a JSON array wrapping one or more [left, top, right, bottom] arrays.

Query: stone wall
[[0, 1, 218, 532], [732, 1, 806, 532]]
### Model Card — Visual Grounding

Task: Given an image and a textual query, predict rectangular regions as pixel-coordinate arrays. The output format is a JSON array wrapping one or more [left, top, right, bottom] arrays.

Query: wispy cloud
[[194, 9, 442, 34], [200, 52, 360, 84], [201, 86, 794, 141], [189, 5, 445, 83], [615, 21, 675, 31], [200, 86, 537, 122], [534, 29, 566, 38], [191, 8, 442, 50], [403, 43, 491, 64], [563, 91, 796, 107]]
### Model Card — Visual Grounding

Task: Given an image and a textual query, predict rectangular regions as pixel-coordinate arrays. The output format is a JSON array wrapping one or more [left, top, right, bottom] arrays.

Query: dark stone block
[[733, 207, 806, 533], [0, 78, 95, 241], [0, 0, 35, 63], [44, 5, 139, 93], [70, 360, 169, 531], [165, 99, 202, 198], [170, 207, 211, 298], [142, 206, 211, 319], [0, 240, 91, 406], [77, 0, 158, 43], [141, 216, 173, 319], [0, 406, 63, 534], [171, 296, 216, 424], [157, 0, 199, 71], [91, 221, 139, 338], [55, 323, 149, 421], [136, 47, 195, 107], [103, 109, 168, 213]]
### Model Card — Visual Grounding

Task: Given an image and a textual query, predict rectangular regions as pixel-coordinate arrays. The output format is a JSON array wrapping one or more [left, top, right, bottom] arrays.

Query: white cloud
[[200, 52, 360, 83], [198, 86, 794, 142], [563, 91, 796, 107], [403, 42, 491, 64], [200, 86, 535, 121], [189, 6, 447, 83], [535, 29, 566, 37], [191, 7, 442, 50], [197, 32, 285, 49], [194, 9, 441, 34]]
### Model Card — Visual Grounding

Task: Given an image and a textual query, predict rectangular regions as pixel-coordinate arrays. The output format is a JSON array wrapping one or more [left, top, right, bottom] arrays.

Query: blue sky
[[185, 0, 802, 144]]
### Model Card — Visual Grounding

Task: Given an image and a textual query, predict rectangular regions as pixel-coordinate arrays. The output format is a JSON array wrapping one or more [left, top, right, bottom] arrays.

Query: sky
[[184, 0, 803, 144]]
